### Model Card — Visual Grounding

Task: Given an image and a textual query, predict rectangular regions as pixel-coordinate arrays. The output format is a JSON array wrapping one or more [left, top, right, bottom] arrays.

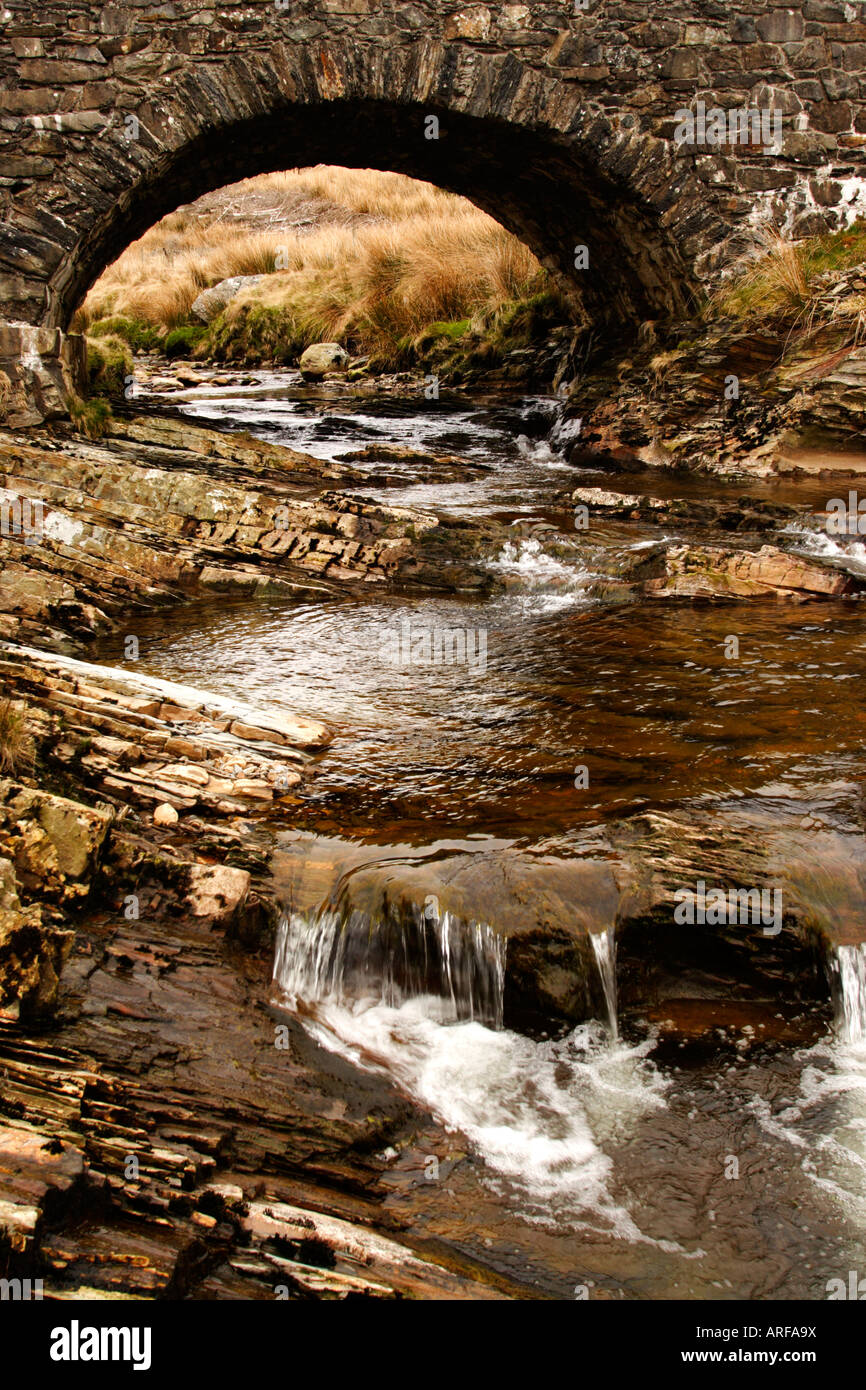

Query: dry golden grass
[[709, 222, 866, 324], [0, 698, 33, 778], [228, 212, 543, 345], [78, 225, 287, 328], [253, 166, 461, 220], [76, 167, 546, 342], [706, 220, 866, 369], [708, 230, 808, 323]]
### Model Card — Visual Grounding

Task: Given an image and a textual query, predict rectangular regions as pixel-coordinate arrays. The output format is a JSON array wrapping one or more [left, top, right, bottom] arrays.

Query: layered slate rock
[[0, 323, 87, 429], [640, 542, 865, 599], [0, 412, 499, 649], [0, 644, 331, 817], [0, 766, 512, 1299], [560, 269, 866, 479], [571, 486, 802, 532], [0, 779, 114, 1021]]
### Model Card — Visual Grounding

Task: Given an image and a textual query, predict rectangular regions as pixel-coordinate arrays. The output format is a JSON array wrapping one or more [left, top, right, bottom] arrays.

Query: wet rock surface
[[638, 541, 865, 600], [0, 411, 502, 651], [563, 288, 866, 481], [571, 486, 802, 533], [272, 805, 844, 1039], [0, 713, 513, 1299]]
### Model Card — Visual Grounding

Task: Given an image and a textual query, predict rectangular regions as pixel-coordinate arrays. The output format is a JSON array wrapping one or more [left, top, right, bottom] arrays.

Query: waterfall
[[590, 926, 618, 1039], [830, 943, 866, 1044], [272, 902, 506, 1028]]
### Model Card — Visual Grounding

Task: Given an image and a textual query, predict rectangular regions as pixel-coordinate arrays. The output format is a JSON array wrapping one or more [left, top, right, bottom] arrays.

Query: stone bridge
[[2, 0, 866, 419]]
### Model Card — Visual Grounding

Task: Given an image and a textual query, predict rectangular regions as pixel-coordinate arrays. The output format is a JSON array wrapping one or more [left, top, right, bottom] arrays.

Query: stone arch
[[5, 40, 720, 345], [5, 0, 863, 422]]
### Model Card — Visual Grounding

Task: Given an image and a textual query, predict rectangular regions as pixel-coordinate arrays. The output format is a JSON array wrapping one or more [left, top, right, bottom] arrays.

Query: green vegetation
[[163, 324, 209, 358], [68, 394, 113, 440], [711, 220, 866, 323], [410, 290, 570, 382], [88, 315, 164, 353], [422, 319, 471, 340], [208, 304, 299, 364], [85, 334, 133, 398]]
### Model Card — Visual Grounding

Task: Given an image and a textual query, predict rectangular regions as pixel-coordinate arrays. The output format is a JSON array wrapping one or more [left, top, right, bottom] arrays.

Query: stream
[[95, 368, 866, 1299]]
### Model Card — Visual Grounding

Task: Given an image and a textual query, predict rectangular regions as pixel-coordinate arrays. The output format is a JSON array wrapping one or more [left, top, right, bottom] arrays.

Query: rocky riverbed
[[4, 366, 866, 1299]]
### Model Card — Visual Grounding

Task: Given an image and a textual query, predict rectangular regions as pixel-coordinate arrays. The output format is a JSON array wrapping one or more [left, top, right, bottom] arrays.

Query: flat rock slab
[[2, 643, 331, 749]]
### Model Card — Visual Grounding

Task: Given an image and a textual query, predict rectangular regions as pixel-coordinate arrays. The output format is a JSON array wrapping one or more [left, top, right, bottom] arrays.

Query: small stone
[[184, 864, 250, 922], [153, 803, 179, 827]]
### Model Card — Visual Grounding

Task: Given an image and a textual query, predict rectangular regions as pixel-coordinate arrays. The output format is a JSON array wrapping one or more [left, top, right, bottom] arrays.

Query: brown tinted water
[[92, 373, 866, 1298]]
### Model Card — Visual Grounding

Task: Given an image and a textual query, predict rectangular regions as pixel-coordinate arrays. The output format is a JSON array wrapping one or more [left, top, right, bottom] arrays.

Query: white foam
[[488, 537, 595, 612], [295, 993, 673, 1239], [784, 524, 866, 567], [750, 1024, 866, 1221], [515, 434, 572, 470]]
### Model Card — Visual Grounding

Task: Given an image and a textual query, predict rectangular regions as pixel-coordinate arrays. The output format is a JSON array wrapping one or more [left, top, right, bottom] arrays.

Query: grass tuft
[[710, 220, 866, 324], [0, 699, 33, 778], [86, 335, 133, 398], [164, 324, 209, 358], [68, 394, 113, 439]]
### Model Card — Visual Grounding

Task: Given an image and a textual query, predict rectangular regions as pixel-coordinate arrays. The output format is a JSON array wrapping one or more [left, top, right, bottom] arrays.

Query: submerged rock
[[336, 443, 491, 484], [272, 799, 863, 1039], [572, 486, 801, 532]]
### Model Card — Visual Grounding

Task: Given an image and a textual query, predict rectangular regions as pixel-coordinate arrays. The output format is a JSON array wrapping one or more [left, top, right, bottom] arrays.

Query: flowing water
[[96, 368, 866, 1297], [833, 944, 866, 1045]]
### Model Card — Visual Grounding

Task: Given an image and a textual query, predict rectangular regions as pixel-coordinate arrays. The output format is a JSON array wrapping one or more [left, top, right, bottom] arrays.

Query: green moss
[[208, 281, 571, 380], [89, 315, 164, 353], [209, 304, 301, 365], [801, 220, 866, 278], [68, 394, 112, 439], [163, 323, 209, 358], [410, 289, 570, 383], [85, 334, 133, 398], [423, 318, 471, 341], [490, 290, 566, 345]]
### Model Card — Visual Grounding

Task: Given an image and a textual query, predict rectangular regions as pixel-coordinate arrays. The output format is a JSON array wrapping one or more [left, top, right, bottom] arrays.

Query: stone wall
[[0, 321, 86, 425]]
